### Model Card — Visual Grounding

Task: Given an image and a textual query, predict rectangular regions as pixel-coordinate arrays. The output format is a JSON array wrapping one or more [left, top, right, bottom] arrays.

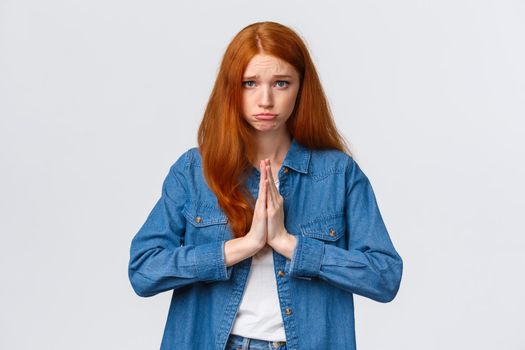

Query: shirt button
[[285, 307, 292, 315], [277, 270, 285, 277], [195, 216, 202, 223], [283, 167, 289, 174], [329, 228, 335, 237]]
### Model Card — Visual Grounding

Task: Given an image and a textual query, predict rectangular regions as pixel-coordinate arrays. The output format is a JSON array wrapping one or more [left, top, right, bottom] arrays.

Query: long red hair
[[197, 21, 352, 238]]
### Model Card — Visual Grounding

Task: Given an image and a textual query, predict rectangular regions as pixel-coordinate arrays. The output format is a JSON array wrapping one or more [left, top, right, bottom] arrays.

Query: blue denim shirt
[[128, 137, 403, 350]]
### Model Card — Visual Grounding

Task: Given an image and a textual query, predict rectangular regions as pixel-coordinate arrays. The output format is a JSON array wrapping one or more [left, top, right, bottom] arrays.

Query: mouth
[[255, 114, 277, 120]]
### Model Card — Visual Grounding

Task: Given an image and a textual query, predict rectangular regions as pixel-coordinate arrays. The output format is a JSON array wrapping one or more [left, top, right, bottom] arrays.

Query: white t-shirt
[[230, 181, 286, 341]]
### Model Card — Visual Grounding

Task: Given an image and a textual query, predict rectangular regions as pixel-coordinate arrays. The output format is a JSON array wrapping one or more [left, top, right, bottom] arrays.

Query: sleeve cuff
[[191, 240, 233, 282], [285, 235, 325, 278]]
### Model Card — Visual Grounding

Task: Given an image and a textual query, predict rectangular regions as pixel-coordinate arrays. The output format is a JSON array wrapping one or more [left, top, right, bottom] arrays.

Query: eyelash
[[241, 80, 290, 88]]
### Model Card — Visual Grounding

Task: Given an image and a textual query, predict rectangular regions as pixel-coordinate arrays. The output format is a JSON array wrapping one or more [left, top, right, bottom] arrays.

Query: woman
[[128, 21, 403, 350]]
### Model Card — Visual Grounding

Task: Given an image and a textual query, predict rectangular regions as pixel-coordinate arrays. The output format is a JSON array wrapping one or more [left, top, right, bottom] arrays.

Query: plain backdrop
[[1, 1, 524, 349]]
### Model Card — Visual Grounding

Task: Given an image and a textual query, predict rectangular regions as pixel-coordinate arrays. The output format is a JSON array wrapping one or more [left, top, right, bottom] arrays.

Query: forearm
[[129, 239, 233, 297], [285, 235, 403, 303], [224, 235, 264, 266]]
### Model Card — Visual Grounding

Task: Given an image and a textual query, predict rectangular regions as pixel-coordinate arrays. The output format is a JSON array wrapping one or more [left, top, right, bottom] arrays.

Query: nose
[[258, 86, 273, 109]]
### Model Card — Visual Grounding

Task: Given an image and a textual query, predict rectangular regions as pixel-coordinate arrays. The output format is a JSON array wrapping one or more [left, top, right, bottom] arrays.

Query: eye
[[242, 81, 256, 88], [275, 80, 290, 88]]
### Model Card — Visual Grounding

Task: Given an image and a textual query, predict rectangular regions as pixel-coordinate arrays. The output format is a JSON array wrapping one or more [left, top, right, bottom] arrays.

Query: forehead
[[243, 54, 295, 76]]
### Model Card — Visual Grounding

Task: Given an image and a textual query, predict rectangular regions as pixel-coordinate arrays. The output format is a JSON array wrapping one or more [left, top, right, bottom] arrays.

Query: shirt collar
[[282, 137, 311, 174]]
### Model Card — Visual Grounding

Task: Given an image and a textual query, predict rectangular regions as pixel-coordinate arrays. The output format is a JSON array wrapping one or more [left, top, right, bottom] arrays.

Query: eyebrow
[[242, 74, 294, 80]]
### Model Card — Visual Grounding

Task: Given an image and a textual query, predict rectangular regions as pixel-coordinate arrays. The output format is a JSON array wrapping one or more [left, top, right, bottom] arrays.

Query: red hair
[[197, 21, 352, 238]]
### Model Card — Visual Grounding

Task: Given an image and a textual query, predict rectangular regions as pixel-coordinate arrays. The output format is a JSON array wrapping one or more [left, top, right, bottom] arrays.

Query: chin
[[252, 123, 282, 133]]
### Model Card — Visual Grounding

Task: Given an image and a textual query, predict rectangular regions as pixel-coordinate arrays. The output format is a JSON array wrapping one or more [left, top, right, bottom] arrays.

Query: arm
[[224, 236, 265, 266], [284, 157, 403, 303], [128, 151, 234, 297]]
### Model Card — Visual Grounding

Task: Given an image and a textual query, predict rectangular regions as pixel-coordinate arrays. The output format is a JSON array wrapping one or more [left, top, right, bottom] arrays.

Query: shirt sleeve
[[284, 156, 403, 303], [128, 151, 233, 298]]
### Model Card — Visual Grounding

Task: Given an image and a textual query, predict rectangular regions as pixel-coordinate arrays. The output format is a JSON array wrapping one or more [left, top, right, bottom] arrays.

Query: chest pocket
[[182, 201, 229, 245], [299, 212, 346, 247]]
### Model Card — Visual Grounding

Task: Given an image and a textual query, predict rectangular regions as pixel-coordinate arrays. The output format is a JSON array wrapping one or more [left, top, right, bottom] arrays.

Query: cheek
[[241, 95, 252, 117], [281, 91, 299, 112]]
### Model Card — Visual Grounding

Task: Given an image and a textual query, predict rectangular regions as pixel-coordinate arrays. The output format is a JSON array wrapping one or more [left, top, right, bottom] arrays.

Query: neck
[[253, 130, 292, 166]]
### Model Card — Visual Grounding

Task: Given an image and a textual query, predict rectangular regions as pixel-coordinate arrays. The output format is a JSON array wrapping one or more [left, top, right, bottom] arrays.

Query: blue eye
[[275, 80, 290, 88], [241, 80, 291, 88]]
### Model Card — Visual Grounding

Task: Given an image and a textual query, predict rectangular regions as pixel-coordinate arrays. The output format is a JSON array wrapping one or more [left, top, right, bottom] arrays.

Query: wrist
[[269, 231, 297, 260], [245, 232, 265, 251]]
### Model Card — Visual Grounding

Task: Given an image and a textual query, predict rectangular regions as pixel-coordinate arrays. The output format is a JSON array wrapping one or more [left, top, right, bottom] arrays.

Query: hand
[[245, 159, 269, 250], [264, 159, 295, 254]]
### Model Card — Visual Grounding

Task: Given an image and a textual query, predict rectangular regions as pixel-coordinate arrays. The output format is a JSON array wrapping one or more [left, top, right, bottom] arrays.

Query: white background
[[1, 1, 524, 349]]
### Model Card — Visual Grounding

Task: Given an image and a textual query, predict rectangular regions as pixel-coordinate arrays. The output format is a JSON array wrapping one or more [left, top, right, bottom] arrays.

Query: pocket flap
[[183, 201, 228, 227], [299, 213, 345, 241]]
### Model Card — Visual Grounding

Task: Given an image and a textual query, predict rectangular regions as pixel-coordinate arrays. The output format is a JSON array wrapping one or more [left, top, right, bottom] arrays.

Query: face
[[241, 54, 301, 133]]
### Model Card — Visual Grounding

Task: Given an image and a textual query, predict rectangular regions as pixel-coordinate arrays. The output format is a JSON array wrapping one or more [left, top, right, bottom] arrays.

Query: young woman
[[128, 21, 403, 350]]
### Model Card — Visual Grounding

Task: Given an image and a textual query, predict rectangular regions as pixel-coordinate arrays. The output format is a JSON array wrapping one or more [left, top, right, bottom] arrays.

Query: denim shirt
[[128, 137, 403, 350]]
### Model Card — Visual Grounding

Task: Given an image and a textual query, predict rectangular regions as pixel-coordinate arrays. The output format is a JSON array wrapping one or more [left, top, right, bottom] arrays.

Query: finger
[[266, 159, 274, 182], [266, 159, 279, 198], [263, 179, 268, 210], [261, 161, 268, 209], [256, 160, 266, 209], [269, 160, 283, 202], [266, 164, 278, 209]]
